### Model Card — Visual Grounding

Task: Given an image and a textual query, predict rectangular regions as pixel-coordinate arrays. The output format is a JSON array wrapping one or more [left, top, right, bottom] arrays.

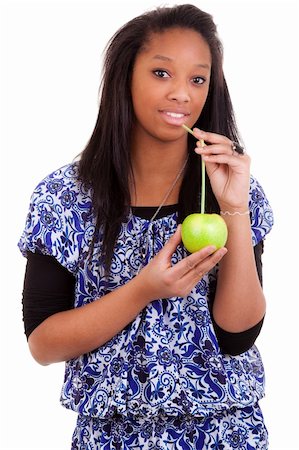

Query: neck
[[130, 133, 188, 206], [130, 154, 188, 207]]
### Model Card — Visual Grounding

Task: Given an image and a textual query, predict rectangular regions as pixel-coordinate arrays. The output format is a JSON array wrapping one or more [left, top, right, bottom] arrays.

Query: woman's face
[[131, 27, 211, 142]]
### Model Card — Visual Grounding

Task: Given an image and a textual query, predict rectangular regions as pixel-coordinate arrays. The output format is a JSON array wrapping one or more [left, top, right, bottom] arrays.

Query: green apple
[[181, 213, 228, 253]]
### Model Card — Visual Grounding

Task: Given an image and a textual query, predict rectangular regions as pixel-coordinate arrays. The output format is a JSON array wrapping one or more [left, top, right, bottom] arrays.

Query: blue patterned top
[[18, 163, 274, 419]]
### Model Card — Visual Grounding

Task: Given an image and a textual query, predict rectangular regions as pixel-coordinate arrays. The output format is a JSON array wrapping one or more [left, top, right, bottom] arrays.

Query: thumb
[[160, 224, 182, 259]]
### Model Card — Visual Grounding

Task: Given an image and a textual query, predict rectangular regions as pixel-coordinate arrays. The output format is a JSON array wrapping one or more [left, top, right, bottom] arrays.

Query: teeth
[[165, 112, 185, 118]]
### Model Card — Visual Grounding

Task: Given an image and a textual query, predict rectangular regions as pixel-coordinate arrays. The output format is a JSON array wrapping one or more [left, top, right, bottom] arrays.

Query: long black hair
[[78, 4, 242, 271]]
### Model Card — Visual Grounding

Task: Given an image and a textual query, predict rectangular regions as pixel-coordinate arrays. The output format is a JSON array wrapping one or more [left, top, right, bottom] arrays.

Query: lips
[[160, 109, 190, 125]]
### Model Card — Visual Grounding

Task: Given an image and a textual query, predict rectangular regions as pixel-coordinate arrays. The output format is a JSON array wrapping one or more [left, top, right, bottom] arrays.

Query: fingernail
[[193, 128, 204, 136], [220, 248, 228, 256]]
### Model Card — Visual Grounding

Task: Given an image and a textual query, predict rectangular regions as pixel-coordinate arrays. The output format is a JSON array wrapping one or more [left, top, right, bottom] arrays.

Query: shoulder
[[29, 161, 93, 211], [32, 162, 85, 197], [249, 175, 274, 245], [19, 162, 93, 272], [249, 176, 270, 205]]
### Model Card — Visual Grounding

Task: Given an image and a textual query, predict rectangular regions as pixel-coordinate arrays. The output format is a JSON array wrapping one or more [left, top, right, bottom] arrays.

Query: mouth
[[159, 110, 190, 126]]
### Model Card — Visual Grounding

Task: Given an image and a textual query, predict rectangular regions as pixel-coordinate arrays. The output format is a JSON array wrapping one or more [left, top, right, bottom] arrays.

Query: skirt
[[71, 404, 268, 450]]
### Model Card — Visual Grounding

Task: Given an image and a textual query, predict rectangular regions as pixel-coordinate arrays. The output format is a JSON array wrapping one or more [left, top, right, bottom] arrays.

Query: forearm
[[212, 214, 266, 332], [28, 275, 149, 365], [26, 227, 227, 365]]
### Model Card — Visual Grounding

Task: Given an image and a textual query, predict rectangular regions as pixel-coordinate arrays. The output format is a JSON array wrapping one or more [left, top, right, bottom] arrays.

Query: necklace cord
[[149, 156, 189, 222]]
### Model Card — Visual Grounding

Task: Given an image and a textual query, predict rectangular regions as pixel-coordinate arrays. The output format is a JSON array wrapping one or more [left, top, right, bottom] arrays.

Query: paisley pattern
[[18, 163, 273, 447], [72, 404, 268, 449]]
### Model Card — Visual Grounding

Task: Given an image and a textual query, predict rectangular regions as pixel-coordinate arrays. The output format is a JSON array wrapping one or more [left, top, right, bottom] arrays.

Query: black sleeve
[[253, 239, 264, 286], [211, 240, 265, 355], [212, 316, 264, 356], [22, 251, 75, 339]]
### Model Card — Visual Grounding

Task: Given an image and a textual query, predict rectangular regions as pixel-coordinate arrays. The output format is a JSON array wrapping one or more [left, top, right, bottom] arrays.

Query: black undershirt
[[22, 205, 265, 356]]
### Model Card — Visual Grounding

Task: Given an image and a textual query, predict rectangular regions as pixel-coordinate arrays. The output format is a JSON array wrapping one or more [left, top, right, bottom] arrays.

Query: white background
[[1, 0, 298, 449]]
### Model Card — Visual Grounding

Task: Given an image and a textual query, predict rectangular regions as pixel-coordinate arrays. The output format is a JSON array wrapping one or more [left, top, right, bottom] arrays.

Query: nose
[[167, 80, 191, 103]]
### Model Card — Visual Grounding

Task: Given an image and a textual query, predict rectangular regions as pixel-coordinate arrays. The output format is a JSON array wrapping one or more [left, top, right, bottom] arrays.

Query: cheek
[[131, 80, 150, 113], [132, 83, 158, 117], [132, 83, 145, 99], [194, 87, 210, 114], [133, 81, 158, 103], [131, 93, 151, 127]]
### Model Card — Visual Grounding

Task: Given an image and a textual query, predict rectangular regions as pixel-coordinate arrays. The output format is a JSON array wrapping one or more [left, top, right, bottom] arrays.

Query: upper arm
[[22, 251, 75, 339]]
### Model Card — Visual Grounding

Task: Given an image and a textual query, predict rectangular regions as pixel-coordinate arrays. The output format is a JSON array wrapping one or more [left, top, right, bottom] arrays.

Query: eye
[[153, 69, 170, 78], [192, 76, 206, 85]]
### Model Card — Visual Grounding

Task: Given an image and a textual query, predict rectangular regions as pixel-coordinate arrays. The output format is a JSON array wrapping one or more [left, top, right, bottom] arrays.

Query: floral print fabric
[[18, 163, 273, 447], [72, 404, 268, 449]]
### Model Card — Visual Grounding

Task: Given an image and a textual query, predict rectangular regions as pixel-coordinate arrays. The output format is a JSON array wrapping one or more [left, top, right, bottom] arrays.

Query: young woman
[[19, 4, 273, 449]]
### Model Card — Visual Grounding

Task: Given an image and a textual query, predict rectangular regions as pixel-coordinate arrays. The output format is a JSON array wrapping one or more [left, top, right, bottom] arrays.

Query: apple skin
[[181, 213, 228, 253]]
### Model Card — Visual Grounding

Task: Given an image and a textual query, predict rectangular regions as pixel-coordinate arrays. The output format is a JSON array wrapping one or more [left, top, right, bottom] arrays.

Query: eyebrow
[[152, 54, 210, 70]]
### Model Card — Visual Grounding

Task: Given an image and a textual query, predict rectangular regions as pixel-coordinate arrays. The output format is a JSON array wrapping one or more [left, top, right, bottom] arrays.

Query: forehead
[[139, 27, 211, 64]]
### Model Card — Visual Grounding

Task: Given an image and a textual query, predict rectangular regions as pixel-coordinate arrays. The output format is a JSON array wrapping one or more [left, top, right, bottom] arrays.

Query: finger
[[175, 247, 227, 296], [177, 247, 228, 291], [159, 225, 182, 260], [171, 245, 218, 278], [195, 140, 250, 162], [201, 153, 249, 169], [192, 128, 230, 146], [195, 143, 233, 157], [194, 247, 228, 276]]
